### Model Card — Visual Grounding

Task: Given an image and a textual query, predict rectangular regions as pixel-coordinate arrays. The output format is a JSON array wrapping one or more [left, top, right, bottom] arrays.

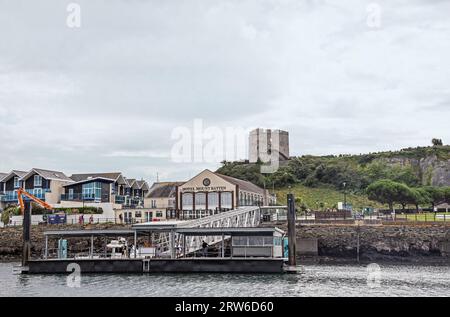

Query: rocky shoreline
[[1, 222, 449, 264]]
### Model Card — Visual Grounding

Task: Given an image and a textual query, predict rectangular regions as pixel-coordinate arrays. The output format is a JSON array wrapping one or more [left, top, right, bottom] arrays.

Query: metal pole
[[44, 235, 48, 259], [221, 233, 225, 258], [22, 203, 32, 266], [287, 193, 297, 267], [356, 225, 360, 263], [134, 230, 137, 258], [170, 230, 175, 259], [90, 235, 94, 258], [183, 234, 186, 258]]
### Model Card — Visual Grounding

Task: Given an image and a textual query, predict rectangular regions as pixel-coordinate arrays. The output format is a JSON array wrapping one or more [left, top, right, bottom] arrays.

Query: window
[[34, 175, 42, 187], [195, 193, 206, 210], [221, 192, 232, 209], [68, 189, 74, 200], [151, 200, 157, 208], [232, 236, 247, 246], [82, 182, 102, 200], [135, 211, 142, 218], [156, 211, 163, 218], [14, 177, 20, 188], [182, 193, 193, 210], [208, 193, 219, 210], [274, 237, 282, 246], [33, 188, 43, 198]]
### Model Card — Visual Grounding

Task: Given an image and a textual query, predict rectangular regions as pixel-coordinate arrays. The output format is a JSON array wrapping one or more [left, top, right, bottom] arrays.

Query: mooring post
[[22, 203, 32, 267], [44, 235, 48, 259], [170, 230, 175, 259], [356, 224, 360, 263], [287, 193, 297, 267], [221, 233, 225, 258], [90, 235, 94, 259], [134, 230, 137, 259]]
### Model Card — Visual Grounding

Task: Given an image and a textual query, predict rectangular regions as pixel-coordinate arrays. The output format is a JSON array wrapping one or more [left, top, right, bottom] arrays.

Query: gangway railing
[[154, 206, 262, 257]]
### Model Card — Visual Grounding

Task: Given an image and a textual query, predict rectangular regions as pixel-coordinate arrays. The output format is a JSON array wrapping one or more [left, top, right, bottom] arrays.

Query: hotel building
[[175, 169, 276, 219]]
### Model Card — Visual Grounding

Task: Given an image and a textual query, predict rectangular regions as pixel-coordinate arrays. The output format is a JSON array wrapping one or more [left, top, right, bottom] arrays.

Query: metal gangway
[[140, 206, 263, 257]]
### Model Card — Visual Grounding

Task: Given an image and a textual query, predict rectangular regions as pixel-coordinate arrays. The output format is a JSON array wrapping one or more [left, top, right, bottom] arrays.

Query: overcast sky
[[1, 0, 449, 182]]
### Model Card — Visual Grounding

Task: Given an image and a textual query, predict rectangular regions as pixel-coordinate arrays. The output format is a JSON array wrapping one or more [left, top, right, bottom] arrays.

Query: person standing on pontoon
[[202, 240, 208, 257]]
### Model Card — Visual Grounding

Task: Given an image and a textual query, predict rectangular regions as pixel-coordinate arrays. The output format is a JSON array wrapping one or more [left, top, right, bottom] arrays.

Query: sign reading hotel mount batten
[[181, 178, 227, 193]]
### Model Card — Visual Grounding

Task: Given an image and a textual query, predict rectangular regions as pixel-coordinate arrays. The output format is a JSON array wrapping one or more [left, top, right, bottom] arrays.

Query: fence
[[261, 211, 450, 225], [1, 216, 154, 227]]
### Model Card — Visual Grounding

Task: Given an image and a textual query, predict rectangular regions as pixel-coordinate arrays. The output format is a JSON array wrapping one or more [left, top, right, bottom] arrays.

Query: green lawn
[[393, 212, 450, 222], [275, 184, 384, 211]]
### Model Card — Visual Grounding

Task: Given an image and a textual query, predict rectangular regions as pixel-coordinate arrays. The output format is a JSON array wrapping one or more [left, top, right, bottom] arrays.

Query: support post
[[221, 233, 225, 258], [183, 234, 186, 258], [170, 230, 175, 259], [134, 230, 137, 258], [44, 235, 48, 259], [90, 235, 94, 258], [22, 203, 32, 266], [356, 226, 360, 263], [287, 193, 297, 267]]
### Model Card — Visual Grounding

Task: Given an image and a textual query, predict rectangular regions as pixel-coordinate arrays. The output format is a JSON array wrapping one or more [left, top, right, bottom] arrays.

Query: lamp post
[[343, 182, 347, 211]]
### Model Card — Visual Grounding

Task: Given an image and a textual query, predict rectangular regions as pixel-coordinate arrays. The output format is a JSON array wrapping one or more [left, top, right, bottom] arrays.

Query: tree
[[410, 188, 431, 212], [1, 209, 10, 226], [366, 179, 416, 212], [366, 180, 401, 211], [432, 138, 443, 146], [422, 186, 446, 211], [395, 183, 417, 211]]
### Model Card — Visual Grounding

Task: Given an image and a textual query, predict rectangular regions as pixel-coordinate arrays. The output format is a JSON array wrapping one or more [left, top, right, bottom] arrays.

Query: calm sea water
[[1, 262, 449, 297]]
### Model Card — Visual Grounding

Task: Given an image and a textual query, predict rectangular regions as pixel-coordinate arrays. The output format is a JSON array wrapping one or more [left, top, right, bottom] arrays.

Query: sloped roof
[[126, 178, 136, 187], [135, 180, 150, 190], [147, 182, 182, 198], [64, 177, 116, 187], [1, 170, 28, 182], [70, 173, 122, 182], [0, 173, 7, 182], [23, 168, 74, 182], [216, 173, 265, 195]]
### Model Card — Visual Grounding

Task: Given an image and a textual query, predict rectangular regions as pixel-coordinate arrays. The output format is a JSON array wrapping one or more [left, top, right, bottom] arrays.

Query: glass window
[[274, 237, 282, 246], [232, 236, 247, 246], [248, 236, 264, 246], [182, 193, 193, 211], [221, 192, 232, 209], [68, 189, 74, 200], [33, 188, 43, 198], [34, 175, 42, 187], [14, 177, 20, 188], [195, 193, 206, 209], [263, 237, 273, 246], [82, 182, 102, 200], [156, 211, 163, 217], [208, 192, 219, 210]]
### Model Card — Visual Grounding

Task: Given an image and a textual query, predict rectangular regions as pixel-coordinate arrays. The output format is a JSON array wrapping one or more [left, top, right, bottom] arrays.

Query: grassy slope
[[275, 184, 384, 210]]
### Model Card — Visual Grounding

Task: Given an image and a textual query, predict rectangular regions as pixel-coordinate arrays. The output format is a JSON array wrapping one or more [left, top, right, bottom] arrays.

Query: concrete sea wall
[[265, 222, 450, 261]]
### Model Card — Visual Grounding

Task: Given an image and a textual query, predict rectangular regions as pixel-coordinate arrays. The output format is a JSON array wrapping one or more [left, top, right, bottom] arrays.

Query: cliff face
[[381, 155, 450, 186]]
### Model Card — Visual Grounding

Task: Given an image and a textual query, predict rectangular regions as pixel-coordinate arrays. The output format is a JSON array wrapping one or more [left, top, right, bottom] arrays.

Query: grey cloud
[[1, 0, 449, 181]]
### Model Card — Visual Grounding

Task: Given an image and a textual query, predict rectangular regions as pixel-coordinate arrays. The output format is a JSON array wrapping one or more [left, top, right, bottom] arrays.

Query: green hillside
[[275, 184, 384, 211], [216, 144, 450, 210]]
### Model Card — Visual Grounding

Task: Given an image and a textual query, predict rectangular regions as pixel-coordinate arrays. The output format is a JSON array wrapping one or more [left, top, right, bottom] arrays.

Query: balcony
[[0, 189, 49, 202], [115, 195, 144, 209], [61, 193, 110, 202]]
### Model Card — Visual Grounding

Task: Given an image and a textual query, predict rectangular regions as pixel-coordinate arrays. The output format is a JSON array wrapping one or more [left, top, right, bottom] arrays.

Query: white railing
[[155, 206, 261, 256]]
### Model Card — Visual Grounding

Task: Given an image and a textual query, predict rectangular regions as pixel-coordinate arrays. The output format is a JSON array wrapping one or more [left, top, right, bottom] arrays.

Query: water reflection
[[0, 262, 449, 297]]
